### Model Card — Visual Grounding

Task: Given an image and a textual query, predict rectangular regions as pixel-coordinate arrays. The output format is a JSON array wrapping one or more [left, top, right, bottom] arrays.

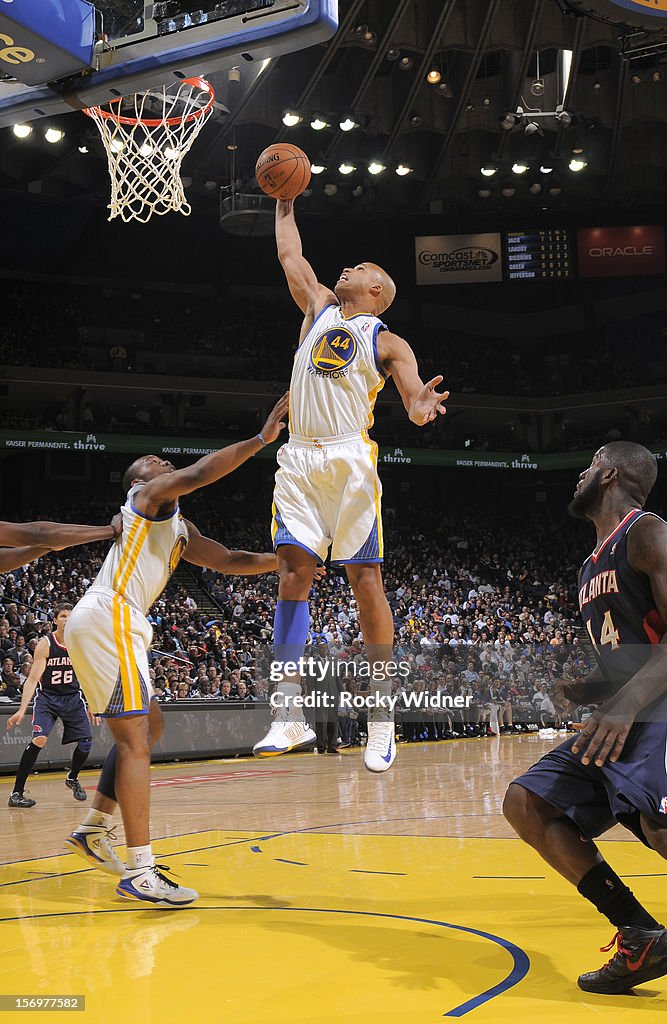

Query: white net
[[84, 77, 215, 224]]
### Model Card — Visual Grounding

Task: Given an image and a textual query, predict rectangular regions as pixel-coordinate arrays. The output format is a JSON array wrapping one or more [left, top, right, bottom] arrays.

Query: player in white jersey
[[254, 199, 447, 773], [63, 395, 288, 908]]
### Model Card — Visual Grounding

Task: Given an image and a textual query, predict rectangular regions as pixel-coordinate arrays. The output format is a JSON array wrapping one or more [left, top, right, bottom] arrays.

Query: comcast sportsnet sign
[[415, 233, 502, 285], [577, 225, 666, 278]]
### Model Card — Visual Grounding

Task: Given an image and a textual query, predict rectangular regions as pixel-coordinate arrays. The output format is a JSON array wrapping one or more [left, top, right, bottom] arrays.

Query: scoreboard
[[503, 229, 572, 280]]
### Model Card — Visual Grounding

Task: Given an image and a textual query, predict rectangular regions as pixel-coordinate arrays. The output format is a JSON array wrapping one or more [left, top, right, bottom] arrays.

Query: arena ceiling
[[1, 0, 667, 218]]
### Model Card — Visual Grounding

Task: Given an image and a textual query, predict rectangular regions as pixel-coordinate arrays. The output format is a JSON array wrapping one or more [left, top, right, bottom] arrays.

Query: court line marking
[[350, 869, 407, 876], [0, 905, 530, 1017]]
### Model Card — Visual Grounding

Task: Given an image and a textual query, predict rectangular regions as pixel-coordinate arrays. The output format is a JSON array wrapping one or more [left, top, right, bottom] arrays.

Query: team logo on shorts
[[310, 328, 357, 377]]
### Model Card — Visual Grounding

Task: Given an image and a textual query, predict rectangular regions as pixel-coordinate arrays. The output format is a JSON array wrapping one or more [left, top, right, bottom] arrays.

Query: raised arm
[[0, 520, 118, 550], [183, 521, 278, 576], [0, 546, 51, 572], [6, 636, 49, 727], [134, 394, 288, 518], [275, 200, 337, 321], [377, 332, 448, 426]]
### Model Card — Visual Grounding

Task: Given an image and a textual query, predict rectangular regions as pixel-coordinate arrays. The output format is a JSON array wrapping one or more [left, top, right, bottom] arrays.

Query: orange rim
[[83, 76, 215, 128]]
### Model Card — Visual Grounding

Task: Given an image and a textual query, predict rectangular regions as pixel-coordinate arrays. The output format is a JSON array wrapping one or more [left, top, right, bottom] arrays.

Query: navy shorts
[[513, 709, 667, 847], [32, 691, 92, 745]]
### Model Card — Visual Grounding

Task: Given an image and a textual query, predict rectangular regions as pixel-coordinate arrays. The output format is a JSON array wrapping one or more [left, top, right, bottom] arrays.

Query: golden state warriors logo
[[309, 328, 357, 378], [169, 534, 188, 575]]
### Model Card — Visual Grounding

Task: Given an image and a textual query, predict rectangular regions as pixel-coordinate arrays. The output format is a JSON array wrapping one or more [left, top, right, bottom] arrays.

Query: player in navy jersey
[[504, 441, 667, 995], [7, 603, 97, 807]]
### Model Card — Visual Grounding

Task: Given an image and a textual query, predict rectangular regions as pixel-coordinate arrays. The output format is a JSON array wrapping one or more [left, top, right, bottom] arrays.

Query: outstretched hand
[[410, 376, 449, 426], [260, 392, 289, 445]]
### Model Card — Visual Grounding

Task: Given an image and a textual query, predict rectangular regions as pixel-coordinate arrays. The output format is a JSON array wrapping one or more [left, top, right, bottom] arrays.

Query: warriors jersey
[[289, 303, 388, 438], [88, 485, 189, 615], [578, 508, 666, 693], [38, 633, 80, 695]]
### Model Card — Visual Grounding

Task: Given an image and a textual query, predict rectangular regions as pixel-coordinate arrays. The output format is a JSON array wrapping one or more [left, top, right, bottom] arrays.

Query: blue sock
[[273, 599, 310, 668]]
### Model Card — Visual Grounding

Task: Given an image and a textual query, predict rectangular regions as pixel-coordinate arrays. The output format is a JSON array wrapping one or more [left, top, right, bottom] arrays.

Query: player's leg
[[109, 701, 196, 908], [67, 699, 164, 876], [504, 756, 666, 994], [61, 695, 94, 801], [8, 696, 54, 808], [253, 543, 318, 757], [345, 563, 396, 772]]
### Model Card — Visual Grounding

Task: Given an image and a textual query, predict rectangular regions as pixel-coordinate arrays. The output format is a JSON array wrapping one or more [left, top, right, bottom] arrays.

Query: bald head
[[599, 441, 658, 507], [367, 263, 397, 314]]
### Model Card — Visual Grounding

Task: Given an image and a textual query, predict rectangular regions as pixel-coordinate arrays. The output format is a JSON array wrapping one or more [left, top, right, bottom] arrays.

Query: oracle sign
[[577, 225, 666, 278]]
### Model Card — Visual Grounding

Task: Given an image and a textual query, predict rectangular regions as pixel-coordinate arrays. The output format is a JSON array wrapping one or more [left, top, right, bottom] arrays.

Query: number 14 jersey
[[578, 508, 666, 693]]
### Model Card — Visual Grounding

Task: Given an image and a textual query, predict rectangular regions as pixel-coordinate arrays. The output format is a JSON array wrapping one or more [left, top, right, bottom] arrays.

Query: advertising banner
[[415, 233, 503, 285], [577, 225, 666, 278]]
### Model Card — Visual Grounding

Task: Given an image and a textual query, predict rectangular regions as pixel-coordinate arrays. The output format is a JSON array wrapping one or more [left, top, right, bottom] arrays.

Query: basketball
[[255, 143, 311, 200]]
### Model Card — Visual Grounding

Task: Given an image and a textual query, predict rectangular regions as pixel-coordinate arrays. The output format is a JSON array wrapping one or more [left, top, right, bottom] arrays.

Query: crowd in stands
[[1, 276, 665, 401], [0, 498, 601, 740]]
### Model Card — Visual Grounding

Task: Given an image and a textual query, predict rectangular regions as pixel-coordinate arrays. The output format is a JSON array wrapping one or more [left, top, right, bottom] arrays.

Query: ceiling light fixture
[[426, 69, 441, 85], [368, 161, 385, 175], [310, 114, 329, 130], [395, 164, 413, 176], [398, 56, 413, 71], [480, 165, 497, 177], [339, 162, 355, 175], [339, 117, 358, 132], [12, 123, 32, 138], [569, 157, 587, 172], [44, 127, 65, 143], [512, 161, 529, 175], [282, 110, 302, 127], [323, 183, 338, 196], [310, 163, 326, 174]]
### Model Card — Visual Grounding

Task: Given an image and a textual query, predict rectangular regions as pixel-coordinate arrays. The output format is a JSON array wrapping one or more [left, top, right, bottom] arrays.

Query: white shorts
[[272, 432, 383, 565], [65, 587, 154, 717]]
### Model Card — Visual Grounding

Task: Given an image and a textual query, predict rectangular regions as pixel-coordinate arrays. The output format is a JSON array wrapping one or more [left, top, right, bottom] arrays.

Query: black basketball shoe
[[578, 926, 667, 994], [65, 776, 87, 801], [8, 792, 36, 808]]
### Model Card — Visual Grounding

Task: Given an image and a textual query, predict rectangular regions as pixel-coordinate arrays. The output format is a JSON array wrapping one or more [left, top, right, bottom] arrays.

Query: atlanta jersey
[[289, 303, 387, 439], [38, 633, 80, 695], [578, 508, 666, 693]]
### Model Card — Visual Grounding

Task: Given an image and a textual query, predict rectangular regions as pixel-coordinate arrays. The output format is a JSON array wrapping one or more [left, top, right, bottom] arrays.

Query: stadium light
[[395, 164, 413, 176], [339, 117, 358, 132], [512, 162, 529, 175], [310, 115, 329, 131], [282, 111, 302, 127], [13, 123, 32, 139], [44, 127, 65, 144], [569, 157, 587, 172], [368, 161, 386, 175], [310, 163, 326, 174], [339, 163, 356, 175], [480, 165, 497, 177]]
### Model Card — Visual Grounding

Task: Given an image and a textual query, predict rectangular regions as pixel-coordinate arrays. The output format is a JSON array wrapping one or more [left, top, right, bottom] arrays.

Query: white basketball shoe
[[364, 721, 397, 773], [253, 716, 316, 757], [116, 864, 198, 908], [65, 826, 125, 876]]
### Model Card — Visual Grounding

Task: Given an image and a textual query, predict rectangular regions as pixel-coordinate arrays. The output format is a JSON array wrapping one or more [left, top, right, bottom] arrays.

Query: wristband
[[257, 433, 268, 447]]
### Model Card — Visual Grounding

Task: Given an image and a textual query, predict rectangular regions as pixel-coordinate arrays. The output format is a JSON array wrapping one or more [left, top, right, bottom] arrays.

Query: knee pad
[[77, 738, 93, 754]]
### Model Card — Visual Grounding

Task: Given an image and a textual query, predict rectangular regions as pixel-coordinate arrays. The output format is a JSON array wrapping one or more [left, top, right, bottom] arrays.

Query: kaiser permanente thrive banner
[[577, 225, 666, 278], [415, 233, 503, 285]]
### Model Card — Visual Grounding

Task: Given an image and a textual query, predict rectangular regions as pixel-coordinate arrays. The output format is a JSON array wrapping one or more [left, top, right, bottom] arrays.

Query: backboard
[[0, 0, 338, 129]]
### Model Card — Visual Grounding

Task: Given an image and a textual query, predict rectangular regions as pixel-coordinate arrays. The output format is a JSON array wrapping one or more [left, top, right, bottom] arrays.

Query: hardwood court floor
[[1, 735, 666, 1023]]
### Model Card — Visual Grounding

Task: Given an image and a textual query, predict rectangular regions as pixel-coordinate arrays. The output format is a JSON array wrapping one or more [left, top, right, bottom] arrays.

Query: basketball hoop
[[84, 77, 215, 223]]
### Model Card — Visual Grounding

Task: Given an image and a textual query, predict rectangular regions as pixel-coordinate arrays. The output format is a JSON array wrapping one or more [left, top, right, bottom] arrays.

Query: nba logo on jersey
[[610, 543, 618, 557], [660, 795, 667, 815]]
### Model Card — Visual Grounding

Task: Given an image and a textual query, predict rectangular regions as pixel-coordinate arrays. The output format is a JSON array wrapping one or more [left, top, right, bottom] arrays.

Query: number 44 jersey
[[578, 508, 667, 694]]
